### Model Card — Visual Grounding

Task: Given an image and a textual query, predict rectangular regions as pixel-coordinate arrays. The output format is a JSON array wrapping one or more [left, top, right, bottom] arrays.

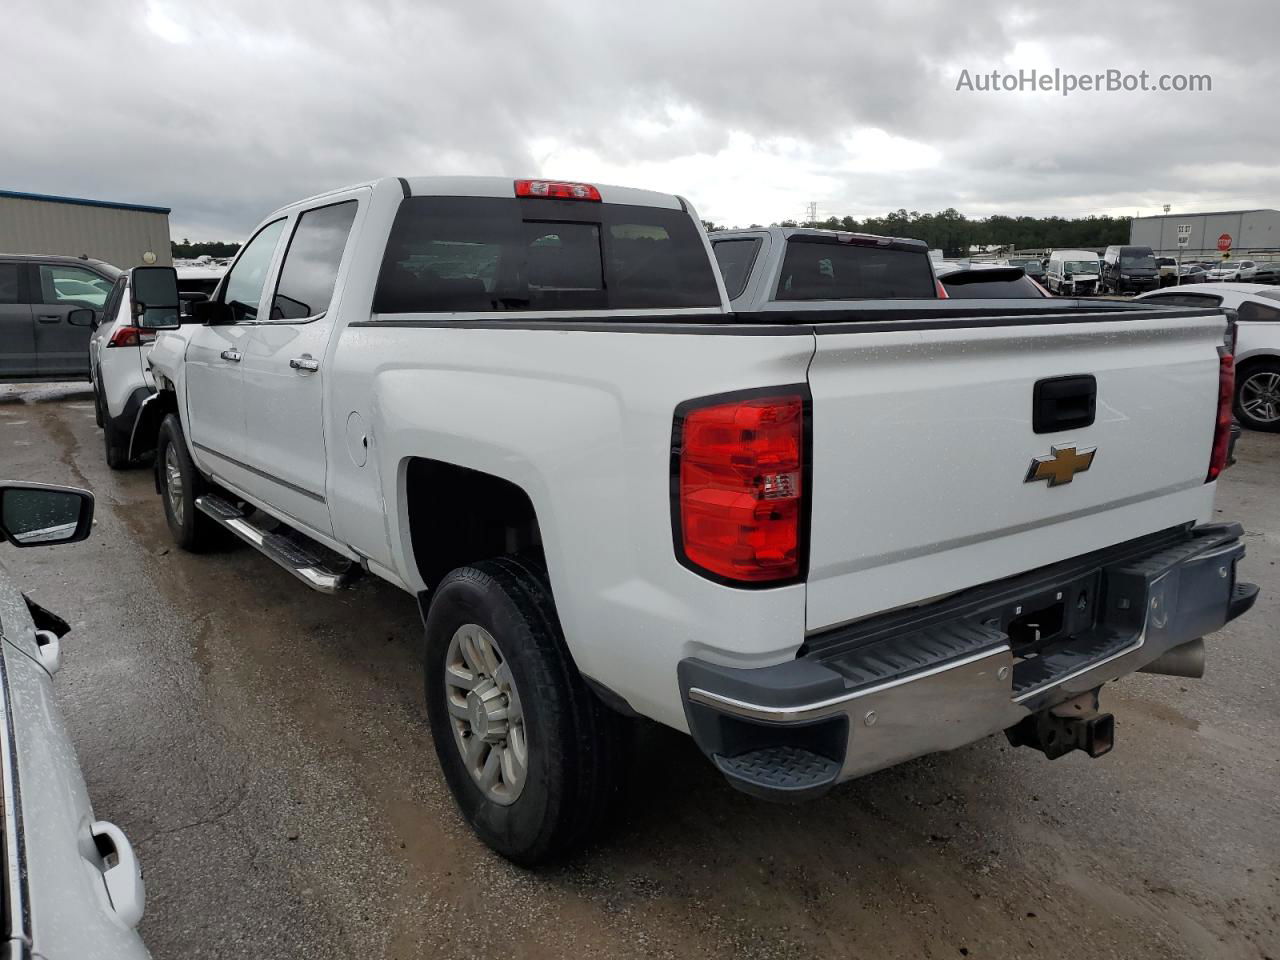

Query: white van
[[1046, 249, 1102, 296]]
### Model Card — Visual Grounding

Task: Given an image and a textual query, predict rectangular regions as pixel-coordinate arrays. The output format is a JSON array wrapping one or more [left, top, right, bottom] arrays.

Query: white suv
[[82, 274, 159, 469], [1137, 282, 1280, 431]]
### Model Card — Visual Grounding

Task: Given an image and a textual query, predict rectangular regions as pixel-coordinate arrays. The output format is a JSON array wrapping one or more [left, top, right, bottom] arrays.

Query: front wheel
[[156, 414, 223, 549], [1235, 362, 1280, 433], [423, 557, 624, 865]]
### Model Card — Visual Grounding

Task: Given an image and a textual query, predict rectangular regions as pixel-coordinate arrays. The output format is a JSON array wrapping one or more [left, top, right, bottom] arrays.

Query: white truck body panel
[[147, 177, 1234, 737]]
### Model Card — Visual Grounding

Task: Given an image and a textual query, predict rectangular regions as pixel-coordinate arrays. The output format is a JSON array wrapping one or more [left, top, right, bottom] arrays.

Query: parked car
[[0, 482, 149, 959], [1240, 262, 1280, 284], [1006, 257, 1047, 283], [1046, 250, 1102, 295], [1156, 256, 1180, 287], [1101, 245, 1159, 294], [1138, 282, 1280, 431], [0, 255, 121, 382], [176, 264, 226, 317], [131, 176, 1255, 865], [81, 269, 178, 469], [939, 265, 1049, 298], [1178, 263, 1209, 283], [1205, 259, 1256, 282]]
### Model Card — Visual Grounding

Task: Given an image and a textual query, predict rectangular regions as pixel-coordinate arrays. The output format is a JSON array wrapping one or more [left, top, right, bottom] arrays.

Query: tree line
[[703, 208, 1132, 258], [172, 239, 242, 259]]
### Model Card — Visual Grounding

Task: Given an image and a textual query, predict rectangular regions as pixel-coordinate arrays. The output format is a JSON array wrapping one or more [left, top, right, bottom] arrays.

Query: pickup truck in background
[[710, 226, 941, 308], [129, 177, 1256, 864]]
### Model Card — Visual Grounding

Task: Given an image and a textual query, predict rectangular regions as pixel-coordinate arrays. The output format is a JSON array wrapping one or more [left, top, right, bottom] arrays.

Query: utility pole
[[805, 201, 818, 225]]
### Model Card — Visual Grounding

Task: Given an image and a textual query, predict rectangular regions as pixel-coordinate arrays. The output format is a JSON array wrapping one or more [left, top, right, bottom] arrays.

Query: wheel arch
[[401, 457, 547, 594]]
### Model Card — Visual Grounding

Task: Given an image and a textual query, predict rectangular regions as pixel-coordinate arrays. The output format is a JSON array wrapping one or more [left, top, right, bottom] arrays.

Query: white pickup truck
[[129, 176, 1256, 864]]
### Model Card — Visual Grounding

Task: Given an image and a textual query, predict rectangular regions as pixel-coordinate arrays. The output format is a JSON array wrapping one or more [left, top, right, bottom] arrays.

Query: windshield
[[1121, 254, 1156, 270], [1219, 261, 1240, 269], [373, 197, 720, 313], [1065, 260, 1099, 274]]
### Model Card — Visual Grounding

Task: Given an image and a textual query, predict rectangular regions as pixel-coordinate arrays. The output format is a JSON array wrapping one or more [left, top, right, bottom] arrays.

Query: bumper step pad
[[714, 746, 840, 800]]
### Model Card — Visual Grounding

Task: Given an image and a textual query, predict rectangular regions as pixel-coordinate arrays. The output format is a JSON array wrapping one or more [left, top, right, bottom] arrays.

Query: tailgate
[[804, 310, 1225, 632]]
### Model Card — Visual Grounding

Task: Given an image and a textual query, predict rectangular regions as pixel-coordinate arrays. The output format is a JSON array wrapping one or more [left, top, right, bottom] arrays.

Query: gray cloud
[[1, 0, 1274, 239]]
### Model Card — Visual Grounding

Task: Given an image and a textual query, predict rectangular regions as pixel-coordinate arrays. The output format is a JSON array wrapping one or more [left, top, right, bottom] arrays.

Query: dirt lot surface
[[4, 381, 1277, 960]]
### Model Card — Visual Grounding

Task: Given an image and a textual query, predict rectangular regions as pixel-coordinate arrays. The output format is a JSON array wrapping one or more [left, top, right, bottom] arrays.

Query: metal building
[[0, 189, 172, 268], [1130, 209, 1280, 259]]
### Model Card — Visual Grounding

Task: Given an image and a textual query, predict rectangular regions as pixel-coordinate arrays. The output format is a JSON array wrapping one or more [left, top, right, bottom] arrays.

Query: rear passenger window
[[776, 239, 936, 300], [373, 197, 720, 314], [1237, 300, 1280, 322], [270, 201, 359, 321], [712, 238, 762, 300], [38, 264, 113, 307], [0, 264, 19, 304]]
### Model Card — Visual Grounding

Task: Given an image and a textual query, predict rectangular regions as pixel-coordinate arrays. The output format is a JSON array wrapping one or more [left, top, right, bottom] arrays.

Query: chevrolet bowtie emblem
[[1025, 445, 1096, 487]]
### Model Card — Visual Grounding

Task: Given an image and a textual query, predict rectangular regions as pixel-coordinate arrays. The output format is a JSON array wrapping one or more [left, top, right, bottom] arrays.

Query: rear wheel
[[423, 557, 624, 865], [1235, 361, 1280, 433], [156, 414, 223, 549], [103, 418, 131, 470], [92, 374, 104, 428]]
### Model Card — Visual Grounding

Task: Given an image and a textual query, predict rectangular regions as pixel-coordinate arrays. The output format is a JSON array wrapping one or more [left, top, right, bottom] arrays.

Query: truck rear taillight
[[1207, 348, 1235, 483], [672, 389, 810, 585], [514, 179, 601, 201], [935, 279, 949, 299], [107, 326, 146, 348]]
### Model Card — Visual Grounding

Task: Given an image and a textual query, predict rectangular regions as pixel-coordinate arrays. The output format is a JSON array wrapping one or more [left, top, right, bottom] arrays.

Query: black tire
[[156, 414, 223, 550], [92, 373, 104, 428], [423, 556, 624, 866], [102, 403, 132, 470], [1234, 360, 1280, 433]]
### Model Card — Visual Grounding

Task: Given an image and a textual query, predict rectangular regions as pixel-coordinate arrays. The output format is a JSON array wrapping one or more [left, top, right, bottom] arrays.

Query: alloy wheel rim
[[164, 444, 185, 525], [1241, 372, 1280, 423], [444, 624, 528, 805]]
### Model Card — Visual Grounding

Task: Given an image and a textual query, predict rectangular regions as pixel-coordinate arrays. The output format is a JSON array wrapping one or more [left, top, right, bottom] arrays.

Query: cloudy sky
[[4, 0, 1276, 240]]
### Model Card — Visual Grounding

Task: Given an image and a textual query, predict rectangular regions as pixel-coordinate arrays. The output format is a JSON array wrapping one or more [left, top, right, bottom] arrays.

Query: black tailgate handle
[[1033, 375, 1096, 434]]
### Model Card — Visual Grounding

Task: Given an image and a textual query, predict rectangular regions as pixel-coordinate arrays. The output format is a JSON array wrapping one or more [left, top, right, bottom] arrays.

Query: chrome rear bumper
[[679, 523, 1257, 800]]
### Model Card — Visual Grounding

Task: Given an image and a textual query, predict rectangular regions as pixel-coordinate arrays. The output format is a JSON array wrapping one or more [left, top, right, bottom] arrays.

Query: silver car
[[0, 483, 149, 959]]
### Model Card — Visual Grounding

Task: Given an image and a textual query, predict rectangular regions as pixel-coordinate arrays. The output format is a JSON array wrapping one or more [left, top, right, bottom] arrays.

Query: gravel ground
[[3, 381, 1277, 960]]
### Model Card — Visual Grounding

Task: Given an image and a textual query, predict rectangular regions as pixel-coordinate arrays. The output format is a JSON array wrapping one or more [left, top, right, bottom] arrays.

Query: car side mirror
[[191, 298, 233, 325], [130, 266, 181, 330], [67, 307, 96, 328], [0, 483, 94, 548]]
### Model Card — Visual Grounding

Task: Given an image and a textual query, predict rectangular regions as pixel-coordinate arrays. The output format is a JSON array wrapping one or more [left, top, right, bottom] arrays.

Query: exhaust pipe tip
[[1138, 638, 1205, 679]]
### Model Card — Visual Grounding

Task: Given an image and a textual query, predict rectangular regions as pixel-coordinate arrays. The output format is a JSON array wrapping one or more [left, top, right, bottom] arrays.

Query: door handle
[[220, 349, 242, 362], [37, 314, 61, 323], [89, 820, 146, 928], [33, 629, 61, 675], [289, 356, 320, 372]]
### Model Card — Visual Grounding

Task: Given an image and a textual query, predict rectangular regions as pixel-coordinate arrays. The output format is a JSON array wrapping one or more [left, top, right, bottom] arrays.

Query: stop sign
[[1218, 233, 1232, 252]]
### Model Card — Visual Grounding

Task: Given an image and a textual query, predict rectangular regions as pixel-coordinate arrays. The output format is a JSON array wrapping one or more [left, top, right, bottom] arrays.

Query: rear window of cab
[[373, 197, 720, 313], [775, 238, 937, 300]]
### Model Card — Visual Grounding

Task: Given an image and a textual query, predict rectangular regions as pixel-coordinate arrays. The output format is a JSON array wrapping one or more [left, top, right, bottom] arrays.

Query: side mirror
[[130, 266, 181, 330], [191, 298, 233, 325], [67, 307, 96, 327], [0, 483, 94, 548]]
